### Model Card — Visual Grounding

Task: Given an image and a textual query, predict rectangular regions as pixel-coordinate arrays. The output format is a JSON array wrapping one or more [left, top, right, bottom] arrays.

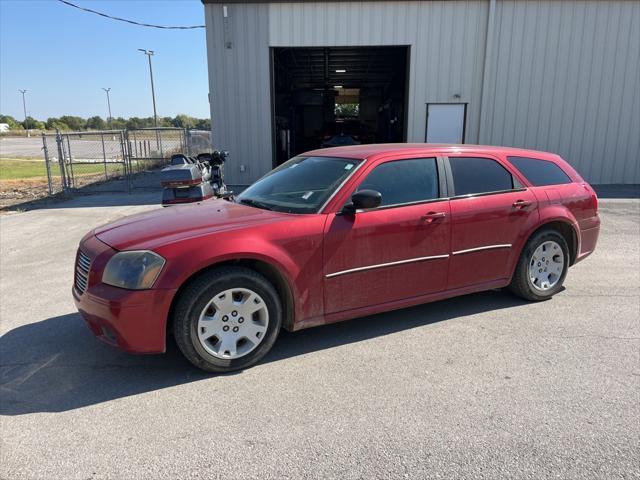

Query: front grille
[[75, 250, 92, 294]]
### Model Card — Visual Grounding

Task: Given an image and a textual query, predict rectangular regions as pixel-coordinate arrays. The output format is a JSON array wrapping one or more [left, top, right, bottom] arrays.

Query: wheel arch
[[522, 219, 579, 267], [166, 258, 296, 342]]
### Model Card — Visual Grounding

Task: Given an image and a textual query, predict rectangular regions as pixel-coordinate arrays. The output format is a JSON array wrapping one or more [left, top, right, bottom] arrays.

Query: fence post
[[42, 133, 53, 195], [65, 134, 76, 189], [100, 132, 108, 181], [185, 128, 190, 155], [121, 131, 132, 194], [55, 130, 69, 192]]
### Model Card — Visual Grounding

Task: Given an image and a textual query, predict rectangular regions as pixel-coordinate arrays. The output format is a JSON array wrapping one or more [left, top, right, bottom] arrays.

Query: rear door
[[323, 157, 450, 314], [507, 155, 597, 226], [446, 155, 539, 290]]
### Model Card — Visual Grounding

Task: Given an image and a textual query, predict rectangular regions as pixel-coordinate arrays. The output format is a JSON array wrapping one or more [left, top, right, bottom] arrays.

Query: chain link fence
[[42, 134, 66, 195], [41, 127, 212, 194], [127, 128, 186, 189]]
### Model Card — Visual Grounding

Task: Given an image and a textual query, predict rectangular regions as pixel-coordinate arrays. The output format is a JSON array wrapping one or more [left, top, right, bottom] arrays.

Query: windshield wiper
[[238, 198, 274, 211]]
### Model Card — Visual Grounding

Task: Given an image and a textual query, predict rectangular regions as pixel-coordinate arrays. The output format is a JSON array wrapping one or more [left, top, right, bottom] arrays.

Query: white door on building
[[425, 103, 467, 144]]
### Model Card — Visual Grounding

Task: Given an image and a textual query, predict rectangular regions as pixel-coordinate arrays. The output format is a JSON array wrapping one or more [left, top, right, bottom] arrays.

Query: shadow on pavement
[[0, 290, 527, 415], [1, 170, 165, 212], [1, 190, 160, 212]]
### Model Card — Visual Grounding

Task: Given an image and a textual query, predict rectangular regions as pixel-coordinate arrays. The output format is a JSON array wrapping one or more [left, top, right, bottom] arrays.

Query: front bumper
[[73, 234, 176, 354], [73, 284, 176, 354]]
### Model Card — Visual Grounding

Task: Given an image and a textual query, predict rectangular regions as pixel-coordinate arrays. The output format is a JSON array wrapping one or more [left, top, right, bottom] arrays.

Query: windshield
[[236, 156, 361, 214]]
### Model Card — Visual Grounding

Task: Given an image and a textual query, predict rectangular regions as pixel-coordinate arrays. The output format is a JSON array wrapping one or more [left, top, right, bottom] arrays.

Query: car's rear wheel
[[172, 266, 282, 372], [508, 229, 569, 301]]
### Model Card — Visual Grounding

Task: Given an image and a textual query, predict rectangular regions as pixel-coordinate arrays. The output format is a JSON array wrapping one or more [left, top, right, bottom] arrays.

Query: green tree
[[23, 116, 45, 130], [195, 118, 211, 130], [125, 117, 145, 129], [58, 115, 86, 131], [159, 117, 173, 127], [335, 103, 359, 117], [2, 114, 212, 132], [45, 117, 70, 131], [172, 114, 197, 129], [110, 117, 127, 129], [86, 116, 107, 130], [0, 114, 21, 129]]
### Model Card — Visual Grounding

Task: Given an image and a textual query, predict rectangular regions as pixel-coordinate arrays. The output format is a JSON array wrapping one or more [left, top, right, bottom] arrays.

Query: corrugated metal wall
[[482, 0, 640, 184], [205, 3, 271, 185], [204, 1, 640, 185]]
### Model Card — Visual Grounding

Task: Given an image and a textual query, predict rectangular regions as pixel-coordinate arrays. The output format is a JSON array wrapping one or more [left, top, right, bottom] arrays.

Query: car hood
[[94, 199, 289, 251]]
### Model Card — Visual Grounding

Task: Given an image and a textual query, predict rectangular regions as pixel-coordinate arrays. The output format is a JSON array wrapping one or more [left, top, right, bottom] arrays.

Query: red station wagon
[[73, 144, 600, 372]]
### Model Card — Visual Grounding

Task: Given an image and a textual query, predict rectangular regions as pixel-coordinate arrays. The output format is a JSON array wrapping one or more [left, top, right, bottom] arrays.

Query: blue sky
[[0, 0, 210, 120]]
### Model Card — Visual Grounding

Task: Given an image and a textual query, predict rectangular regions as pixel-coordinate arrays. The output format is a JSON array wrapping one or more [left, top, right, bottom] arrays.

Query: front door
[[446, 156, 539, 289], [323, 157, 450, 314]]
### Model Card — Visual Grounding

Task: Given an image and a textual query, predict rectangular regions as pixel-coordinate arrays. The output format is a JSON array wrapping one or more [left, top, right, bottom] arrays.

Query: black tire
[[172, 266, 282, 373], [508, 229, 569, 301]]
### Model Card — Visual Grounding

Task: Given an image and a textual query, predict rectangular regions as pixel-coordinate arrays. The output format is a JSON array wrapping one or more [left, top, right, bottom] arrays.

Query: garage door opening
[[271, 46, 409, 166]]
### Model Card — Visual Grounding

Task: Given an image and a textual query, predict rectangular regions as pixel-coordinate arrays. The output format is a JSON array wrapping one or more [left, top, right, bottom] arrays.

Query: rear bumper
[[576, 217, 600, 263], [73, 284, 176, 354]]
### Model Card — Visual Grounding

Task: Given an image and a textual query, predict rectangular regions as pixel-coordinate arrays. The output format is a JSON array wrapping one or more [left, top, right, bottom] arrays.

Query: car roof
[[303, 143, 560, 161]]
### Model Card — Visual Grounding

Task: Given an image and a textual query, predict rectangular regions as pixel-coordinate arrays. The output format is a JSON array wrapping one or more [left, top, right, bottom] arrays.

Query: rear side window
[[358, 158, 439, 207], [449, 157, 514, 196], [508, 156, 572, 186]]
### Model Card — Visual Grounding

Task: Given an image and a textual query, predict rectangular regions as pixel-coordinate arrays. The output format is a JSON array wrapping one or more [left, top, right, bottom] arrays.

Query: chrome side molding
[[326, 254, 450, 278], [452, 244, 512, 255], [327, 245, 511, 278]]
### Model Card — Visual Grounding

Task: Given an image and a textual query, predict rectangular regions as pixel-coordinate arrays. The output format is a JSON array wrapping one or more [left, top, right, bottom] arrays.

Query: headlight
[[102, 251, 165, 290]]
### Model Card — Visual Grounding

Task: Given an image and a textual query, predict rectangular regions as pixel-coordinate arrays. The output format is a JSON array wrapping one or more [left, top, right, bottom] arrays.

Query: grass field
[[0, 158, 123, 180], [0, 158, 128, 209], [0, 159, 49, 180]]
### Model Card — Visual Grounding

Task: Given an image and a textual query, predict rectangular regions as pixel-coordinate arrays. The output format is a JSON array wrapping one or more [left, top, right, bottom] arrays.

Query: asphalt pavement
[[0, 136, 46, 158], [0, 193, 638, 479]]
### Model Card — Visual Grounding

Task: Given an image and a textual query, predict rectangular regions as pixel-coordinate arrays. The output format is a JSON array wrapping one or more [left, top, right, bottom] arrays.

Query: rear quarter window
[[508, 156, 572, 186]]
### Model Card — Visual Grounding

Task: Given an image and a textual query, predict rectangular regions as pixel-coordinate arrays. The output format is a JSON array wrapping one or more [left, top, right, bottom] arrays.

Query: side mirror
[[340, 189, 382, 215]]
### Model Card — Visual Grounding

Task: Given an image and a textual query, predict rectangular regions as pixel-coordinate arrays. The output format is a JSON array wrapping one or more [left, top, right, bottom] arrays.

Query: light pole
[[138, 49, 160, 153], [18, 89, 28, 137], [138, 49, 159, 127], [102, 88, 113, 128]]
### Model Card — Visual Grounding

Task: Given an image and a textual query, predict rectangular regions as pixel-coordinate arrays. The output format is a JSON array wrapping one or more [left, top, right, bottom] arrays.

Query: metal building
[[202, 0, 640, 186]]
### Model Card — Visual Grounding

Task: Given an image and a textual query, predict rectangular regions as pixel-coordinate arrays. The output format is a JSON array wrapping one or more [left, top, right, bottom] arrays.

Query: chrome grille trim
[[75, 250, 92, 294]]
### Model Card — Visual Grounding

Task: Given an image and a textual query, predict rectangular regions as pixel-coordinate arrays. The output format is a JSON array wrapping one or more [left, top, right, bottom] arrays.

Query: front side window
[[449, 157, 514, 196], [508, 156, 572, 186], [237, 156, 361, 214], [357, 158, 439, 207]]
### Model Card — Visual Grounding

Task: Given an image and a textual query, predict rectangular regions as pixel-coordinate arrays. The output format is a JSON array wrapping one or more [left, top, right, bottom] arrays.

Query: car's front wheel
[[172, 266, 282, 372], [509, 229, 569, 301]]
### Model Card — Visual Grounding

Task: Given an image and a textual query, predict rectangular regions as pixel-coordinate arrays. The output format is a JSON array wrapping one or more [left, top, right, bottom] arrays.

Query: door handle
[[512, 200, 532, 209], [421, 211, 446, 223]]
